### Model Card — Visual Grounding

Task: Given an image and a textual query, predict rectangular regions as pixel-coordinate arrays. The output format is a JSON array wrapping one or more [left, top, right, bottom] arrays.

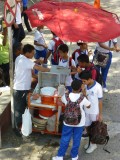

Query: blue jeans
[[57, 124, 83, 158], [95, 51, 112, 88]]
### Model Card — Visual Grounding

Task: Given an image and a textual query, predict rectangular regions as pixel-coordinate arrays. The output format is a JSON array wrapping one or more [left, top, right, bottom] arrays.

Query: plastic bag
[[21, 108, 32, 136]]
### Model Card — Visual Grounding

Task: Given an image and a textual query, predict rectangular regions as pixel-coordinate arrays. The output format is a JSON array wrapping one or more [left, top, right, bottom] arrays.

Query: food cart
[[28, 65, 70, 135]]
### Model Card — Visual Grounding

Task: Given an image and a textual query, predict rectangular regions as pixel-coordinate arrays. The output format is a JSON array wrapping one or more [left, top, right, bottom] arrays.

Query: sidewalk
[[0, 0, 120, 160]]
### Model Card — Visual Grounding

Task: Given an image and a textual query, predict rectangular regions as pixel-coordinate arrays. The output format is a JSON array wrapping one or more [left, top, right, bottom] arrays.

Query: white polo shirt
[[61, 93, 91, 127], [74, 49, 88, 65], [13, 55, 35, 90], [85, 81, 103, 115], [34, 30, 46, 51], [59, 58, 76, 86], [96, 38, 117, 53]]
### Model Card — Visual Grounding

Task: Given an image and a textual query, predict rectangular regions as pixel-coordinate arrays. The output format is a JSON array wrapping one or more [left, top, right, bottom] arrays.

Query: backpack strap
[[65, 93, 70, 101], [103, 135, 110, 153], [76, 94, 84, 104], [72, 49, 81, 60], [69, 57, 72, 67]]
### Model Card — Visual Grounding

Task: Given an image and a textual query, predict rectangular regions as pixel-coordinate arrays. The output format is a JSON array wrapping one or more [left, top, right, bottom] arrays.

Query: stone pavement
[[0, 0, 120, 160]]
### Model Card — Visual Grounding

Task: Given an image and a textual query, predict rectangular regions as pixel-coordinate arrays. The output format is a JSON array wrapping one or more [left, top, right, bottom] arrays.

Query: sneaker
[[86, 143, 97, 153], [72, 155, 78, 160], [103, 88, 108, 93], [84, 143, 89, 150], [52, 156, 63, 160]]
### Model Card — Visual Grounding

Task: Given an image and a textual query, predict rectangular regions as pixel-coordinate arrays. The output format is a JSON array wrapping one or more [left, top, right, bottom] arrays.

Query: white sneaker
[[72, 155, 78, 160], [86, 143, 97, 153], [84, 143, 89, 149], [103, 88, 108, 93], [52, 156, 63, 160]]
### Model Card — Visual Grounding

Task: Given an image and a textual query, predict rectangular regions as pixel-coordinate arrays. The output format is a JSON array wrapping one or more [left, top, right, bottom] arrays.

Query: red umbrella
[[26, 1, 120, 42]]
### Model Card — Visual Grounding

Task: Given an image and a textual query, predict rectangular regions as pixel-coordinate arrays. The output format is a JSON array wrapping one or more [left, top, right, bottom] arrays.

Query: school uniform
[[58, 58, 76, 92], [53, 93, 91, 160]]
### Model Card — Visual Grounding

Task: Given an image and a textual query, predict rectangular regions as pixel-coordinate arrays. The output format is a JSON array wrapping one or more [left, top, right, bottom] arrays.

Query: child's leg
[[71, 126, 83, 159], [57, 124, 73, 157]]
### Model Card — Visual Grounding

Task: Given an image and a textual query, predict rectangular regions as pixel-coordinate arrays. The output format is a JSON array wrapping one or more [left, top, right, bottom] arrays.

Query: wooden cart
[[28, 66, 70, 135]]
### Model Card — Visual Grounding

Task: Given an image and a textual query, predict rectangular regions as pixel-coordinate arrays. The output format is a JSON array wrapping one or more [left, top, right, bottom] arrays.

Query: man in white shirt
[[12, 0, 25, 44], [13, 44, 49, 136]]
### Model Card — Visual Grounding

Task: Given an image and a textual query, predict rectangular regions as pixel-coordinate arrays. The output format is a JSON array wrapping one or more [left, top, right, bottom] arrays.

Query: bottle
[[58, 84, 65, 96]]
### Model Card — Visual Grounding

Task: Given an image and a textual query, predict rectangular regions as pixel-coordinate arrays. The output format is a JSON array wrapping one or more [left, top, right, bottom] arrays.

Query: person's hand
[[70, 66, 77, 71], [44, 58, 47, 64], [96, 114, 103, 122], [44, 44, 48, 49], [14, 23, 19, 29], [88, 50, 93, 56], [115, 47, 120, 52], [57, 98, 63, 106], [77, 66, 82, 73]]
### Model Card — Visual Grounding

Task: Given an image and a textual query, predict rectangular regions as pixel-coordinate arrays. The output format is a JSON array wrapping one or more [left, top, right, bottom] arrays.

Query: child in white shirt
[[79, 70, 103, 154], [52, 80, 90, 160], [58, 44, 76, 92]]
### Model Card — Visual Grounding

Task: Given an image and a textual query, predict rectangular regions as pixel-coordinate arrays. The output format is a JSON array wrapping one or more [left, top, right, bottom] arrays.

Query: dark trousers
[[13, 23, 25, 44], [0, 63, 10, 86], [13, 90, 28, 129], [22, 7, 32, 31]]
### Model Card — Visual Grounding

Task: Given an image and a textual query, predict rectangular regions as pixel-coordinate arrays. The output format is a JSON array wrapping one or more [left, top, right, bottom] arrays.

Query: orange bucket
[[41, 95, 55, 105], [39, 109, 55, 118]]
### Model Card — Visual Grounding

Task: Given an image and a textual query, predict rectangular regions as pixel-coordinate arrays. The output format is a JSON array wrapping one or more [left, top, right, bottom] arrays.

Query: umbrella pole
[[69, 42, 72, 58]]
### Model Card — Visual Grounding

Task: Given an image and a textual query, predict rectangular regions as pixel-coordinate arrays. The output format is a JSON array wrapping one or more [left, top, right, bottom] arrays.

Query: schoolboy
[[77, 54, 97, 80], [79, 70, 103, 153], [34, 26, 47, 61], [58, 44, 76, 92], [45, 31, 63, 65], [13, 44, 49, 136], [52, 80, 91, 160], [72, 41, 92, 65]]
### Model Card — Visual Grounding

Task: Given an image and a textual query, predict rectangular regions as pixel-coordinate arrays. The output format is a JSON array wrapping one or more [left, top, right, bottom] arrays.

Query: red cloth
[[26, 1, 120, 42]]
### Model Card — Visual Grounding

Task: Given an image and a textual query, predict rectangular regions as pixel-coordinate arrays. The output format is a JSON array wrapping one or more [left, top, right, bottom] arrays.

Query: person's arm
[[33, 64, 50, 72], [2, 27, 7, 46], [113, 42, 120, 52], [34, 41, 47, 49], [44, 50, 52, 63], [97, 99, 103, 122], [13, 22, 19, 28], [98, 42, 115, 51]]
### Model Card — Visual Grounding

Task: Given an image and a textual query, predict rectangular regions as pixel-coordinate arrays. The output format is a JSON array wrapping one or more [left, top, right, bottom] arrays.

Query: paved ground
[[0, 0, 120, 160]]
